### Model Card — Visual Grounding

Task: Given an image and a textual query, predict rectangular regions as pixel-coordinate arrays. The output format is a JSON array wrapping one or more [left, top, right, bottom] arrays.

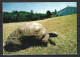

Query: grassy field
[[3, 14, 77, 55]]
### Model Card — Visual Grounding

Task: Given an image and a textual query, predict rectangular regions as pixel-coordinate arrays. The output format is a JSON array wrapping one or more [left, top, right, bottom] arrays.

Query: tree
[[54, 9, 57, 17], [46, 10, 52, 18], [3, 10, 55, 23], [30, 10, 34, 20], [12, 11, 20, 21], [31, 10, 33, 14]]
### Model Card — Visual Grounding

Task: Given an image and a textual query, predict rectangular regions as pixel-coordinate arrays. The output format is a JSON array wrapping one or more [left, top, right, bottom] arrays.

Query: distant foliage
[[51, 9, 57, 17], [46, 10, 52, 18], [3, 10, 57, 23]]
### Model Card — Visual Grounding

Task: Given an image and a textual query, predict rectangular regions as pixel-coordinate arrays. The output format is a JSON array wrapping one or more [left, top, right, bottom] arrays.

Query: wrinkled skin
[[6, 22, 49, 45]]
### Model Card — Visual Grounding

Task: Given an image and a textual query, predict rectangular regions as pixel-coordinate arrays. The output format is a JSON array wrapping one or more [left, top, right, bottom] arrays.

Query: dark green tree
[[46, 10, 52, 18], [12, 11, 20, 21], [54, 9, 57, 17], [31, 10, 33, 14], [3, 10, 56, 23]]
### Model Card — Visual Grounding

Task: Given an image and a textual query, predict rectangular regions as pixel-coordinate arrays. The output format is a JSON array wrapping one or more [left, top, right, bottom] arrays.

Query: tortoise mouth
[[49, 33, 58, 37]]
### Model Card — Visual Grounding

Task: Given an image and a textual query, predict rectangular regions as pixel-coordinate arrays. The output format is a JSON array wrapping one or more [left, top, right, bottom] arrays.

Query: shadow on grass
[[4, 33, 58, 52]]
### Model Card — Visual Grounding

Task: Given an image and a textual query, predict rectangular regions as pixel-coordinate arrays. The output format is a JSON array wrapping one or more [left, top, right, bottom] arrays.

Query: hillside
[[3, 14, 77, 55]]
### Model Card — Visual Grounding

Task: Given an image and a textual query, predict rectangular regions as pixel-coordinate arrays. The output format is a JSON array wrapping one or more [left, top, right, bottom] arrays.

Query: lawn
[[3, 14, 77, 55]]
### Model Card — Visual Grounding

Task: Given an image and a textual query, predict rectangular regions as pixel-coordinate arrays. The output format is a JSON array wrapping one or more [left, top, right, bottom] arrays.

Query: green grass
[[3, 14, 77, 55]]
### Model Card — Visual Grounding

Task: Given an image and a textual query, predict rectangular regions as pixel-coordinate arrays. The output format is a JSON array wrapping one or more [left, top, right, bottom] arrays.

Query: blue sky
[[3, 2, 77, 13]]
